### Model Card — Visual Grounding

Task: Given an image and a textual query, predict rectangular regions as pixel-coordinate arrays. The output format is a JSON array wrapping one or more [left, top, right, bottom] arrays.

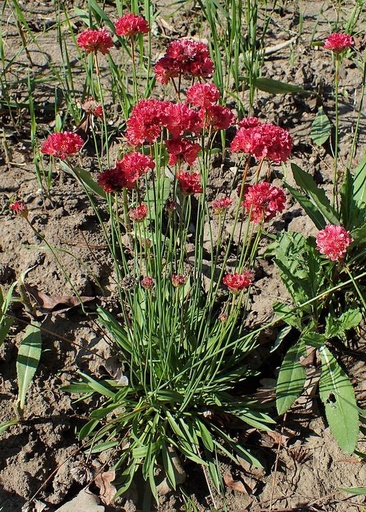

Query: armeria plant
[[32, 9, 295, 506], [273, 33, 366, 455]]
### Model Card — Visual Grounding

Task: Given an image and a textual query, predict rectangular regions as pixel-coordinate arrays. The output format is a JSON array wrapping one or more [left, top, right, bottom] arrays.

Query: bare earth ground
[[1, 1, 366, 511]]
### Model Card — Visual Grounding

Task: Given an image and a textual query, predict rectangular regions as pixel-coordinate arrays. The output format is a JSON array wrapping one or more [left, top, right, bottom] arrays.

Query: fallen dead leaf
[[223, 471, 248, 494], [95, 470, 117, 506], [25, 284, 94, 314]]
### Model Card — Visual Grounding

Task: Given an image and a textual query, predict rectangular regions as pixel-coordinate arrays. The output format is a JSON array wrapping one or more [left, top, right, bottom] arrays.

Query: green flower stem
[[333, 55, 340, 210]]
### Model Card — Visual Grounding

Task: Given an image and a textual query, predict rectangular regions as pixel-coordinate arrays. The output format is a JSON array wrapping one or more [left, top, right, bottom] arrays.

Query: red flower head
[[242, 182, 286, 223], [231, 122, 292, 163], [115, 14, 149, 37], [211, 196, 233, 214], [171, 274, 187, 287], [155, 38, 214, 83], [41, 132, 84, 160], [163, 103, 203, 138], [176, 170, 203, 195], [10, 200, 28, 217], [126, 99, 169, 145], [98, 152, 154, 192], [82, 97, 103, 118], [200, 105, 236, 131], [129, 203, 148, 222], [165, 137, 201, 166], [324, 33, 354, 53], [77, 28, 114, 55], [316, 225, 353, 261], [186, 83, 220, 108], [141, 276, 155, 289], [223, 270, 254, 294]]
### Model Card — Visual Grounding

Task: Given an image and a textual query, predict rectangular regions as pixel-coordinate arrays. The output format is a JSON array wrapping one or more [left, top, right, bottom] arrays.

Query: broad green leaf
[[325, 309, 362, 339], [275, 232, 324, 305], [0, 317, 14, 347], [311, 107, 332, 145], [291, 163, 339, 225], [353, 151, 366, 205], [276, 341, 307, 415], [16, 322, 42, 413], [273, 303, 303, 330], [301, 330, 327, 348], [253, 77, 310, 95], [319, 346, 358, 454]]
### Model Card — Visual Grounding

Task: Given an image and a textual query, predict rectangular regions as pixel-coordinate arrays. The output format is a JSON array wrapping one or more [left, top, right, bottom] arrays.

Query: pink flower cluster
[[41, 132, 84, 160], [211, 196, 232, 214], [241, 182, 286, 223], [324, 33, 354, 53], [231, 118, 292, 163], [115, 14, 149, 37], [223, 270, 254, 293], [316, 225, 353, 261], [155, 39, 214, 84], [82, 97, 103, 118], [98, 152, 154, 192], [176, 170, 203, 195], [77, 28, 114, 55], [129, 203, 148, 222]]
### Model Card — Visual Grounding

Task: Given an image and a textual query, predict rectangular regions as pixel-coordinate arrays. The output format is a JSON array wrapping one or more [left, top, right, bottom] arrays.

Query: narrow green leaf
[[291, 163, 339, 225], [311, 107, 332, 145], [161, 442, 177, 490], [284, 182, 326, 230], [196, 419, 214, 451], [0, 419, 18, 435], [319, 346, 359, 454], [89, 440, 119, 453], [276, 341, 306, 415], [79, 372, 116, 399], [60, 162, 107, 199], [87, 0, 115, 31], [16, 322, 42, 413], [79, 419, 99, 440], [339, 487, 366, 495], [253, 77, 310, 95]]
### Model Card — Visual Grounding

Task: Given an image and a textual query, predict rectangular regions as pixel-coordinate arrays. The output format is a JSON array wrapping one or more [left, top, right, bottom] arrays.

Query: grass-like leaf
[[352, 150, 366, 205], [319, 346, 359, 454], [16, 322, 42, 414], [291, 163, 339, 225]]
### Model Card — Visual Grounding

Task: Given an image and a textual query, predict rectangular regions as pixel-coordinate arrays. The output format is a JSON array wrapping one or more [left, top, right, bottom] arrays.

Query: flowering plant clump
[[231, 119, 293, 163], [316, 225, 353, 261], [76, 28, 114, 55], [241, 182, 286, 223], [115, 13, 149, 37], [324, 33, 354, 53], [41, 132, 84, 160], [34, 8, 366, 505]]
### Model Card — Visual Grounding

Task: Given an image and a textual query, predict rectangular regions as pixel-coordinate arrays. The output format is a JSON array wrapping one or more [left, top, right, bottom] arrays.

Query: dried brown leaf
[[95, 470, 117, 506], [25, 285, 94, 314], [223, 472, 248, 494]]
